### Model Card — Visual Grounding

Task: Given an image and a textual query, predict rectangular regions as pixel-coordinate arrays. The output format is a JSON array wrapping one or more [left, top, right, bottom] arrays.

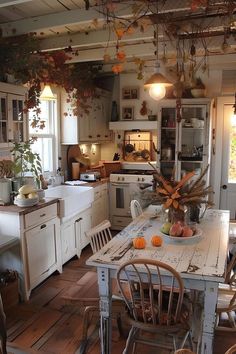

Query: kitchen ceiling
[[0, 0, 236, 66]]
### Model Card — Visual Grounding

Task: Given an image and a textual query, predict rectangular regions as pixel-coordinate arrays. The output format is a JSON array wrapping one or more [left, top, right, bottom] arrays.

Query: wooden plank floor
[[4, 245, 235, 354]]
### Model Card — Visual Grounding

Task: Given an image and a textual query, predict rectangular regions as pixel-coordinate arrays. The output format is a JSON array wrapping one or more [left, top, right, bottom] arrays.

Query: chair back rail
[[86, 220, 112, 254], [117, 258, 185, 327], [225, 344, 236, 354], [225, 252, 236, 285], [130, 200, 143, 220]]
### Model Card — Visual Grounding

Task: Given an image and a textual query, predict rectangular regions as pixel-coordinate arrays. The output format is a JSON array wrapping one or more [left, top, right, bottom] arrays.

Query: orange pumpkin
[[151, 235, 163, 247], [133, 236, 146, 249]]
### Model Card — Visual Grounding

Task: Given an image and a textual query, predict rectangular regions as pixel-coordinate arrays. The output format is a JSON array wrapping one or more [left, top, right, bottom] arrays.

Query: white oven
[[109, 171, 154, 230]]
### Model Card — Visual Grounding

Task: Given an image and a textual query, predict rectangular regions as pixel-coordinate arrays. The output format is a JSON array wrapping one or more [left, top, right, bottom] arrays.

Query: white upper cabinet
[[0, 82, 28, 148], [61, 88, 112, 144]]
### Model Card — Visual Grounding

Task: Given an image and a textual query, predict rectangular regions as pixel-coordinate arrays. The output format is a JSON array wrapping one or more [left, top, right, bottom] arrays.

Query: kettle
[[0, 177, 12, 205]]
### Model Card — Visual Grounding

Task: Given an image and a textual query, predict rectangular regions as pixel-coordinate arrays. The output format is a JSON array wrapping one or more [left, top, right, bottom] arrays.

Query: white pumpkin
[[16, 193, 26, 200], [18, 184, 36, 195], [28, 192, 38, 199]]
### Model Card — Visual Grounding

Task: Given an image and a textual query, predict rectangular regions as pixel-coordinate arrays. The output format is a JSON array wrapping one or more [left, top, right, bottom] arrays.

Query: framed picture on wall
[[122, 107, 134, 120], [122, 87, 139, 99]]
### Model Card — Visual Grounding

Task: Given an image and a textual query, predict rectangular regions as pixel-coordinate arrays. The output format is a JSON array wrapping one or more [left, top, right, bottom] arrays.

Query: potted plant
[[191, 77, 206, 98], [11, 139, 42, 191]]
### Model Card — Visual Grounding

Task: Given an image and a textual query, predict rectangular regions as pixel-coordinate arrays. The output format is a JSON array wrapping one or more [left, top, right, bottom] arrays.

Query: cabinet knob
[[40, 224, 46, 229], [222, 184, 227, 190], [97, 134, 101, 138], [88, 135, 92, 138]]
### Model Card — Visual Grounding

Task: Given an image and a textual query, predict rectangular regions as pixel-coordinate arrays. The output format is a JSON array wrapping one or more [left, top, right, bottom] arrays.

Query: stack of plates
[[14, 197, 39, 207]]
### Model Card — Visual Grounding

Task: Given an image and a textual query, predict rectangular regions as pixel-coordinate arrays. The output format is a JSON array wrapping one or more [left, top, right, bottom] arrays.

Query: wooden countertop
[[79, 178, 109, 188], [65, 178, 109, 188], [0, 197, 59, 215]]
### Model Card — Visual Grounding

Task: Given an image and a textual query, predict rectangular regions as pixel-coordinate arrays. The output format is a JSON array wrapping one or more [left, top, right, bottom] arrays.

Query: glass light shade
[[40, 84, 55, 100], [149, 84, 166, 101]]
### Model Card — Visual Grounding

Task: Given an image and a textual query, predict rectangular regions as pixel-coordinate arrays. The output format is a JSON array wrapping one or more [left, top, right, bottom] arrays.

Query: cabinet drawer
[[24, 203, 58, 229], [93, 186, 101, 200]]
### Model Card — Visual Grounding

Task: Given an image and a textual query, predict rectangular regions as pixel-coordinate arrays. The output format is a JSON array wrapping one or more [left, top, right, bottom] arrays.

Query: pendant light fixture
[[144, 21, 172, 101], [40, 84, 55, 100], [232, 92, 236, 127]]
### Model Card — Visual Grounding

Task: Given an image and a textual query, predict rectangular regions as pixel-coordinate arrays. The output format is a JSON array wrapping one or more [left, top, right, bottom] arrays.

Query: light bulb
[[149, 84, 166, 101]]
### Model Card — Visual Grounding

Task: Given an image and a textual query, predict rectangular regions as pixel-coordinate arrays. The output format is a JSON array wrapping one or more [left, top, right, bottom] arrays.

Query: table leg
[[200, 282, 218, 354], [97, 267, 112, 354]]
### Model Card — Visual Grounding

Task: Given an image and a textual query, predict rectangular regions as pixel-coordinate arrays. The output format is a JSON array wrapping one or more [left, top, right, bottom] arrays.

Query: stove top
[[111, 169, 155, 176]]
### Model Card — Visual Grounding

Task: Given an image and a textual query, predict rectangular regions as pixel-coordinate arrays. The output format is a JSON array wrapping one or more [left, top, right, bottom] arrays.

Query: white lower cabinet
[[0, 201, 62, 300], [61, 220, 77, 264], [22, 203, 62, 299], [25, 218, 60, 289], [60, 207, 92, 264], [91, 184, 109, 227], [75, 208, 92, 253]]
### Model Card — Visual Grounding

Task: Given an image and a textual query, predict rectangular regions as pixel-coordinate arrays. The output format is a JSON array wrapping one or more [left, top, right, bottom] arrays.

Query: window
[[29, 99, 58, 174]]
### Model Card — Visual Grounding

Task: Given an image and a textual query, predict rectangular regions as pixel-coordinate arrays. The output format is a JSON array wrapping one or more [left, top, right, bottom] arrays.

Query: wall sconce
[[40, 84, 55, 100], [91, 144, 96, 155], [232, 93, 236, 127], [80, 144, 87, 154]]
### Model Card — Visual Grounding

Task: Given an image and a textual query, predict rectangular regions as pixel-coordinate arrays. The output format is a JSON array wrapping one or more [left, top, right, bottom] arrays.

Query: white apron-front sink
[[45, 185, 94, 221]]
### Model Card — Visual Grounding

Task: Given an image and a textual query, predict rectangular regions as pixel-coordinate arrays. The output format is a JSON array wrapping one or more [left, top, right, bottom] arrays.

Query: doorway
[[218, 97, 236, 219]]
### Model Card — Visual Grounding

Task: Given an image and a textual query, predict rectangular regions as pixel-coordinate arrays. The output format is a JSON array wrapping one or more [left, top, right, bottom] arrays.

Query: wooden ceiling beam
[[0, 2, 209, 38], [0, 0, 33, 7], [39, 27, 154, 52]]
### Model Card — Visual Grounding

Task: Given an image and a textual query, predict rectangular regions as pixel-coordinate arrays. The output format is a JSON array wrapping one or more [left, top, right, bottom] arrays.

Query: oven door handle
[[111, 182, 130, 187]]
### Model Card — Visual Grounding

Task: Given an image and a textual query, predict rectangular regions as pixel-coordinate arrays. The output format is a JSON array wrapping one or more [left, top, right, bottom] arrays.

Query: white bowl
[[191, 89, 206, 98], [14, 196, 39, 207]]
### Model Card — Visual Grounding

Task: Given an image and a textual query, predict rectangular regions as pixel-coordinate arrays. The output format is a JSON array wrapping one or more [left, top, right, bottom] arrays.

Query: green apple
[[161, 222, 172, 235]]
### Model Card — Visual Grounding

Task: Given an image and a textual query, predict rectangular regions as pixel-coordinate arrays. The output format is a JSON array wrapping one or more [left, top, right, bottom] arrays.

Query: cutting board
[[67, 145, 90, 180]]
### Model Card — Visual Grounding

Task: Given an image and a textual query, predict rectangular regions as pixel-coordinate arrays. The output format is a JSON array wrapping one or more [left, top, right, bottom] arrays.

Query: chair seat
[[217, 286, 236, 312]]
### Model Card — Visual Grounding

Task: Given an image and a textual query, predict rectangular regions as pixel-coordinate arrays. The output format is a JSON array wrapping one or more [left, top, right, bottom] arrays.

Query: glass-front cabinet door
[[179, 104, 209, 181], [0, 92, 8, 146], [8, 93, 26, 143], [0, 84, 27, 148], [158, 99, 211, 181], [159, 106, 177, 179]]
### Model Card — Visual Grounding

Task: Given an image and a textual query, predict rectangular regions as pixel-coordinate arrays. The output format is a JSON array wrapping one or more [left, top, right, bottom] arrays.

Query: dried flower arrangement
[[149, 163, 214, 223]]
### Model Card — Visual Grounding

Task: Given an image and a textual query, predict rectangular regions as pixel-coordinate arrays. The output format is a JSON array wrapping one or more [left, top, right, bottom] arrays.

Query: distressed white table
[[87, 209, 229, 354]]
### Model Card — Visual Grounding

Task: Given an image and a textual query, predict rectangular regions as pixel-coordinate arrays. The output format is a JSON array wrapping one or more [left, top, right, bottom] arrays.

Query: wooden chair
[[225, 344, 236, 354], [0, 293, 7, 354], [215, 252, 236, 332], [62, 220, 124, 354], [174, 350, 196, 354], [216, 286, 236, 331], [116, 258, 192, 353], [175, 345, 236, 354], [86, 219, 112, 253], [225, 252, 236, 286], [130, 200, 143, 220]]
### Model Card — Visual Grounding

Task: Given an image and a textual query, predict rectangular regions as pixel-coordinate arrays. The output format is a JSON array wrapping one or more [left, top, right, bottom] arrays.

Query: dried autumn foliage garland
[[0, 34, 102, 129]]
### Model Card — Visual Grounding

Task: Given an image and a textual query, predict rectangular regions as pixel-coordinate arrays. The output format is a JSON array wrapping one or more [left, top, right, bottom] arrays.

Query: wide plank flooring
[[3, 246, 235, 354]]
